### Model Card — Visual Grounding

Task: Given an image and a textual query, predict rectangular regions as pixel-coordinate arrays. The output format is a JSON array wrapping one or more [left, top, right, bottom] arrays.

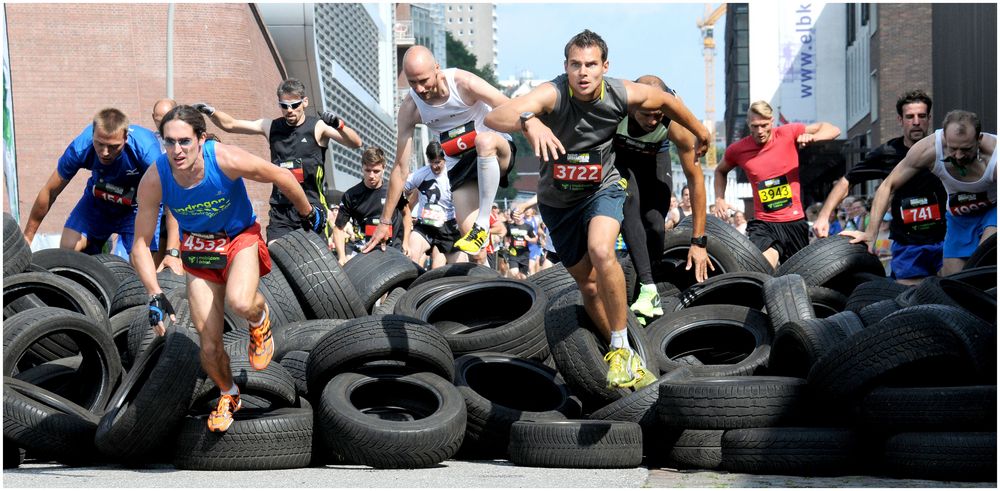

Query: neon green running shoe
[[630, 284, 664, 318]]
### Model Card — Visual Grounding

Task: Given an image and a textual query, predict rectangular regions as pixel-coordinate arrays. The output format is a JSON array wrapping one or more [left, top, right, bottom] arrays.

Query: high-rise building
[[259, 3, 397, 192], [443, 3, 498, 74]]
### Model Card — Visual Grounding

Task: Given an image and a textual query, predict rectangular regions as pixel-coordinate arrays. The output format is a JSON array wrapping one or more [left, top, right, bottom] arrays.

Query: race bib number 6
[[440, 121, 477, 157], [756, 175, 793, 211]]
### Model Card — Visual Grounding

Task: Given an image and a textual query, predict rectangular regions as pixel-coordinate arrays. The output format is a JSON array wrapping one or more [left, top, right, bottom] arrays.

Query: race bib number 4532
[[180, 232, 229, 270]]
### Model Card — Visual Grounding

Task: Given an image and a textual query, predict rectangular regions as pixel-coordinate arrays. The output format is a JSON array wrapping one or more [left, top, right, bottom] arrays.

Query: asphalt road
[[5, 461, 996, 488]]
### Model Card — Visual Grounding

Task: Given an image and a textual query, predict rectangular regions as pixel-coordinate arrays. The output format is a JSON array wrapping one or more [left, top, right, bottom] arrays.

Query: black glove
[[301, 204, 327, 233], [192, 103, 215, 116], [148, 293, 175, 328], [320, 110, 342, 130]]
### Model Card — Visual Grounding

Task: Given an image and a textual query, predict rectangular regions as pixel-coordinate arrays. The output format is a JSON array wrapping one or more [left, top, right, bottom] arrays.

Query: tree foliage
[[445, 31, 499, 87]]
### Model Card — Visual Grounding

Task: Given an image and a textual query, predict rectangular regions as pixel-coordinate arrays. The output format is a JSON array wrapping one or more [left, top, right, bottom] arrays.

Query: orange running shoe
[[207, 391, 241, 432], [248, 304, 274, 370]]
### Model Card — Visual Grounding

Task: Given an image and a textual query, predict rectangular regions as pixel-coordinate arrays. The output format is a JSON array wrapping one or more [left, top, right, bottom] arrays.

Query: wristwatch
[[690, 236, 708, 248], [519, 112, 535, 132], [167, 248, 181, 258]]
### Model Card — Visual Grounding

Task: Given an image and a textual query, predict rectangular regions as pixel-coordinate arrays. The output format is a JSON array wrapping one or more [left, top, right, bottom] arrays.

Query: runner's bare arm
[[23, 170, 71, 244], [713, 159, 736, 219], [853, 138, 934, 250], [132, 165, 165, 296], [455, 69, 511, 109], [626, 81, 710, 159], [203, 108, 269, 138], [362, 99, 420, 253], [317, 118, 363, 149], [215, 142, 312, 216], [485, 83, 563, 161], [814, 177, 851, 238], [797, 121, 841, 147]]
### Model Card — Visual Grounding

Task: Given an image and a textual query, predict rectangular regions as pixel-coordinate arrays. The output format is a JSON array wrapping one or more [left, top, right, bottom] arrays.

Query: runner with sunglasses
[[192, 78, 362, 242]]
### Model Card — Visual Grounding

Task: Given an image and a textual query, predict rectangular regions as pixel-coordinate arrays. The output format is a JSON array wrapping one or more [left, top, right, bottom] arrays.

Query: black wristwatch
[[690, 235, 708, 248], [167, 248, 181, 258], [519, 111, 535, 132]]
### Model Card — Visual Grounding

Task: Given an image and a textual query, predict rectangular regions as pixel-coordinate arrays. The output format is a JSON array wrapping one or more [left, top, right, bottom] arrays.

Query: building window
[[458, 30, 463, 35], [870, 69, 879, 123], [447, 5, 452, 11], [469, 28, 474, 35], [458, 17, 462, 23], [846, 3, 856, 46], [469, 16, 474, 23], [447, 18, 451, 24], [861, 3, 870, 25]]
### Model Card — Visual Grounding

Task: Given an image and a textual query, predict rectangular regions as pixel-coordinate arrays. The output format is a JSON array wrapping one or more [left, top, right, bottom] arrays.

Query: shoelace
[[215, 395, 233, 417]]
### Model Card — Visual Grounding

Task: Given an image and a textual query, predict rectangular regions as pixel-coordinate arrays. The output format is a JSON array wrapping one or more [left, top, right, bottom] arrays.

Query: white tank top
[[410, 68, 509, 166], [932, 128, 998, 214]]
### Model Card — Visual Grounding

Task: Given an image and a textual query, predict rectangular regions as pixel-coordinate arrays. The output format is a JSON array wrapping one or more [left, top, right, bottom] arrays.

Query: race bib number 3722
[[553, 152, 602, 192]]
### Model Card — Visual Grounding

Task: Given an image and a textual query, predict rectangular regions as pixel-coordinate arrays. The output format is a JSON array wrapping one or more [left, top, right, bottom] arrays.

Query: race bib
[[180, 232, 229, 270], [756, 175, 793, 211], [440, 122, 477, 157], [899, 196, 943, 225], [363, 218, 393, 239], [510, 228, 527, 248], [419, 204, 447, 227], [948, 191, 994, 216], [612, 134, 660, 156], [278, 159, 304, 183], [553, 152, 602, 192], [93, 180, 137, 207]]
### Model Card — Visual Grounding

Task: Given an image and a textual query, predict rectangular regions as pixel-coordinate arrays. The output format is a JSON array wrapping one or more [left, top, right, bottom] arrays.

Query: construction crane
[[697, 3, 726, 168]]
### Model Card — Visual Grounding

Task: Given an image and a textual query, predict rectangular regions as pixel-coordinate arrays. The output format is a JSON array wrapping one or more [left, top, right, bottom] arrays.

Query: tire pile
[[3, 212, 996, 481]]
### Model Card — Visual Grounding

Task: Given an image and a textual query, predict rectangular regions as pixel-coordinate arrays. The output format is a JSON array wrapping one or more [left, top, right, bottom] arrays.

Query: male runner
[[334, 147, 409, 265], [848, 110, 996, 275], [505, 211, 537, 280], [612, 74, 712, 320], [404, 142, 462, 268], [132, 105, 325, 432], [485, 30, 710, 389], [714, 100, 841, 268], [193, 78, 362, 241], [364, 45, 516, 256], [23, 108, 163, 255], [814, 90, 946, 284]]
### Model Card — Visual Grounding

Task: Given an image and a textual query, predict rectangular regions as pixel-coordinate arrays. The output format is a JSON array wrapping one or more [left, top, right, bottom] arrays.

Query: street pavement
[[4, 460, 996, 488]]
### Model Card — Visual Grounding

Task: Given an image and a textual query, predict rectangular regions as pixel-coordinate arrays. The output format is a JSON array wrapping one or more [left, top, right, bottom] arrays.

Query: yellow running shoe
[[207, 391, 242, 433], [454, 223, 488, 254], [630, 284, 664, 318], [248, 305, 274, 370], [605, 347, 657, 389]]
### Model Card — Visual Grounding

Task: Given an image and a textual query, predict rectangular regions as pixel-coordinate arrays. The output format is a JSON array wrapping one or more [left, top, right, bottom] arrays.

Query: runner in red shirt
[[714, 100, 841, 267]]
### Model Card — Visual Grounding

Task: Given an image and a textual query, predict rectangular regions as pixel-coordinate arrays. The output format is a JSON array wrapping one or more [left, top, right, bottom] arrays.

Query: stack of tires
[[4, 213, 996, 480]]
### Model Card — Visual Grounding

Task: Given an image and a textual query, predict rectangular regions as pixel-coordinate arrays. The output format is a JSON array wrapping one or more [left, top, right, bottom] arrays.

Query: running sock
[[475, 156, 500, 229], [610, 329, 631, 350], [221, 384, 239, 396], [250, 306, 266, 327]]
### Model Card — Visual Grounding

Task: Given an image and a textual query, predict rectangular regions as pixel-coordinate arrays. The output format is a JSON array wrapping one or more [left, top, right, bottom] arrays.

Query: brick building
[[4, 4, 285, 241]]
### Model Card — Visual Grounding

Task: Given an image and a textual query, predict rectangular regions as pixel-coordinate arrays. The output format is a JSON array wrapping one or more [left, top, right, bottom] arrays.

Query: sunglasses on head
[[278, 100, 304, 110]]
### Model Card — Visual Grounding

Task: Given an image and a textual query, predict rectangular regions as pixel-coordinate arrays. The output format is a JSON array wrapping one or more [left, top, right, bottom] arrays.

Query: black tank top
[[268, 116, 327, 207]]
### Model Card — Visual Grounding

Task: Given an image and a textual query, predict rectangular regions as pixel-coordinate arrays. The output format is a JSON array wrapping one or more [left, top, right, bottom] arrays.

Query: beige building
[[443, 3, 497, 73]]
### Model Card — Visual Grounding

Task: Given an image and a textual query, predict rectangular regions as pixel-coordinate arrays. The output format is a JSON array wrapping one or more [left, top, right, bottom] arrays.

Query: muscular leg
[[566, 216, 626, 343], [224, 244, 265, 324], [471, 132, 513, 230], [407, 232, 432, 265], [763, 248, 780, 269], [452, 185, 479, 236], [941, 258, 966, 276], [187, 275, 234, 391], [60, 227, 88, 251], [981, 226, 997, 244]]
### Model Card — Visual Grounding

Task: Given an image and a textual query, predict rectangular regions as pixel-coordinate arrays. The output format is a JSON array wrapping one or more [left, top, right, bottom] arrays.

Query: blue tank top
[[156, 140, 256, 237]]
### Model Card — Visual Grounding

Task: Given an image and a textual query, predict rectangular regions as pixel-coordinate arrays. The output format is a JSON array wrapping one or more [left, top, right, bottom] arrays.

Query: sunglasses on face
[[163, 138, 196, 148], [278, 100, 304, 110]]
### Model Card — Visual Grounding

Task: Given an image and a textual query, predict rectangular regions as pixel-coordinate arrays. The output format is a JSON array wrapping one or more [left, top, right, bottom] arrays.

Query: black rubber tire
[[807, 286, 847, 318], [190, 355, 298, 412], [763, 274, 815, 333], [453, 352, 581, 457], [672, 272, 772, 312], [110, 305, 145, 369], [964, 232, 997, 269], [268, 229, 365, 320], [860, 385, 997, 432], [173, 403, 314, 470], [857, 298, 900, 327], [807, 307, 976, 403], [618, 253, 639, 303], [3, 271, 111, 334], [3, 307, 121, 413], [3, 213, 31, 278], [2, 292, 46, 318], [414, 279, 547, 359], [3, 377, 99, 465], [657, 376, 808, 430], [4, 439, 23, 469], [845, 279, 911, 313], [507, 420, 643, 469], [372, 287, 406, 316], [668, 429, 724, 470], [279, 350, 309, 396], [317, 371, 466, 469], [392, 276, 477, 317], [306, 315, 454, 396], [11, 355, 81, 396], [720, 427, 862, 476], [31, 248, 119, 314], [906, 276, 997, 326], [776, 236, 886, 295], [411, 262, 500, 289], [156, 269, 188, 293], [946, 265, 997, 292], [525, 263, 578, 299], [258, 266, 306, 329], [109, 274, 148, 316], [588, 368, 693, 432], [881, 304, 996, 384], [660, 215, 773, 290], [646, 305, 771, 377], [94, 326, 203, 463], [884, 432, 997, 482], [543, 287, 659, 411], [273, 319, 348, 356], [93, 253, 138, 286], [343, 248, 420, 313], [769, 314, 864, 378]]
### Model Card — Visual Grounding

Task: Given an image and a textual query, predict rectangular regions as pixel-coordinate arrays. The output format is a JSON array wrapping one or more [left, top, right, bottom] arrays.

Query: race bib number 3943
[[756, 175, 793, 211]]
